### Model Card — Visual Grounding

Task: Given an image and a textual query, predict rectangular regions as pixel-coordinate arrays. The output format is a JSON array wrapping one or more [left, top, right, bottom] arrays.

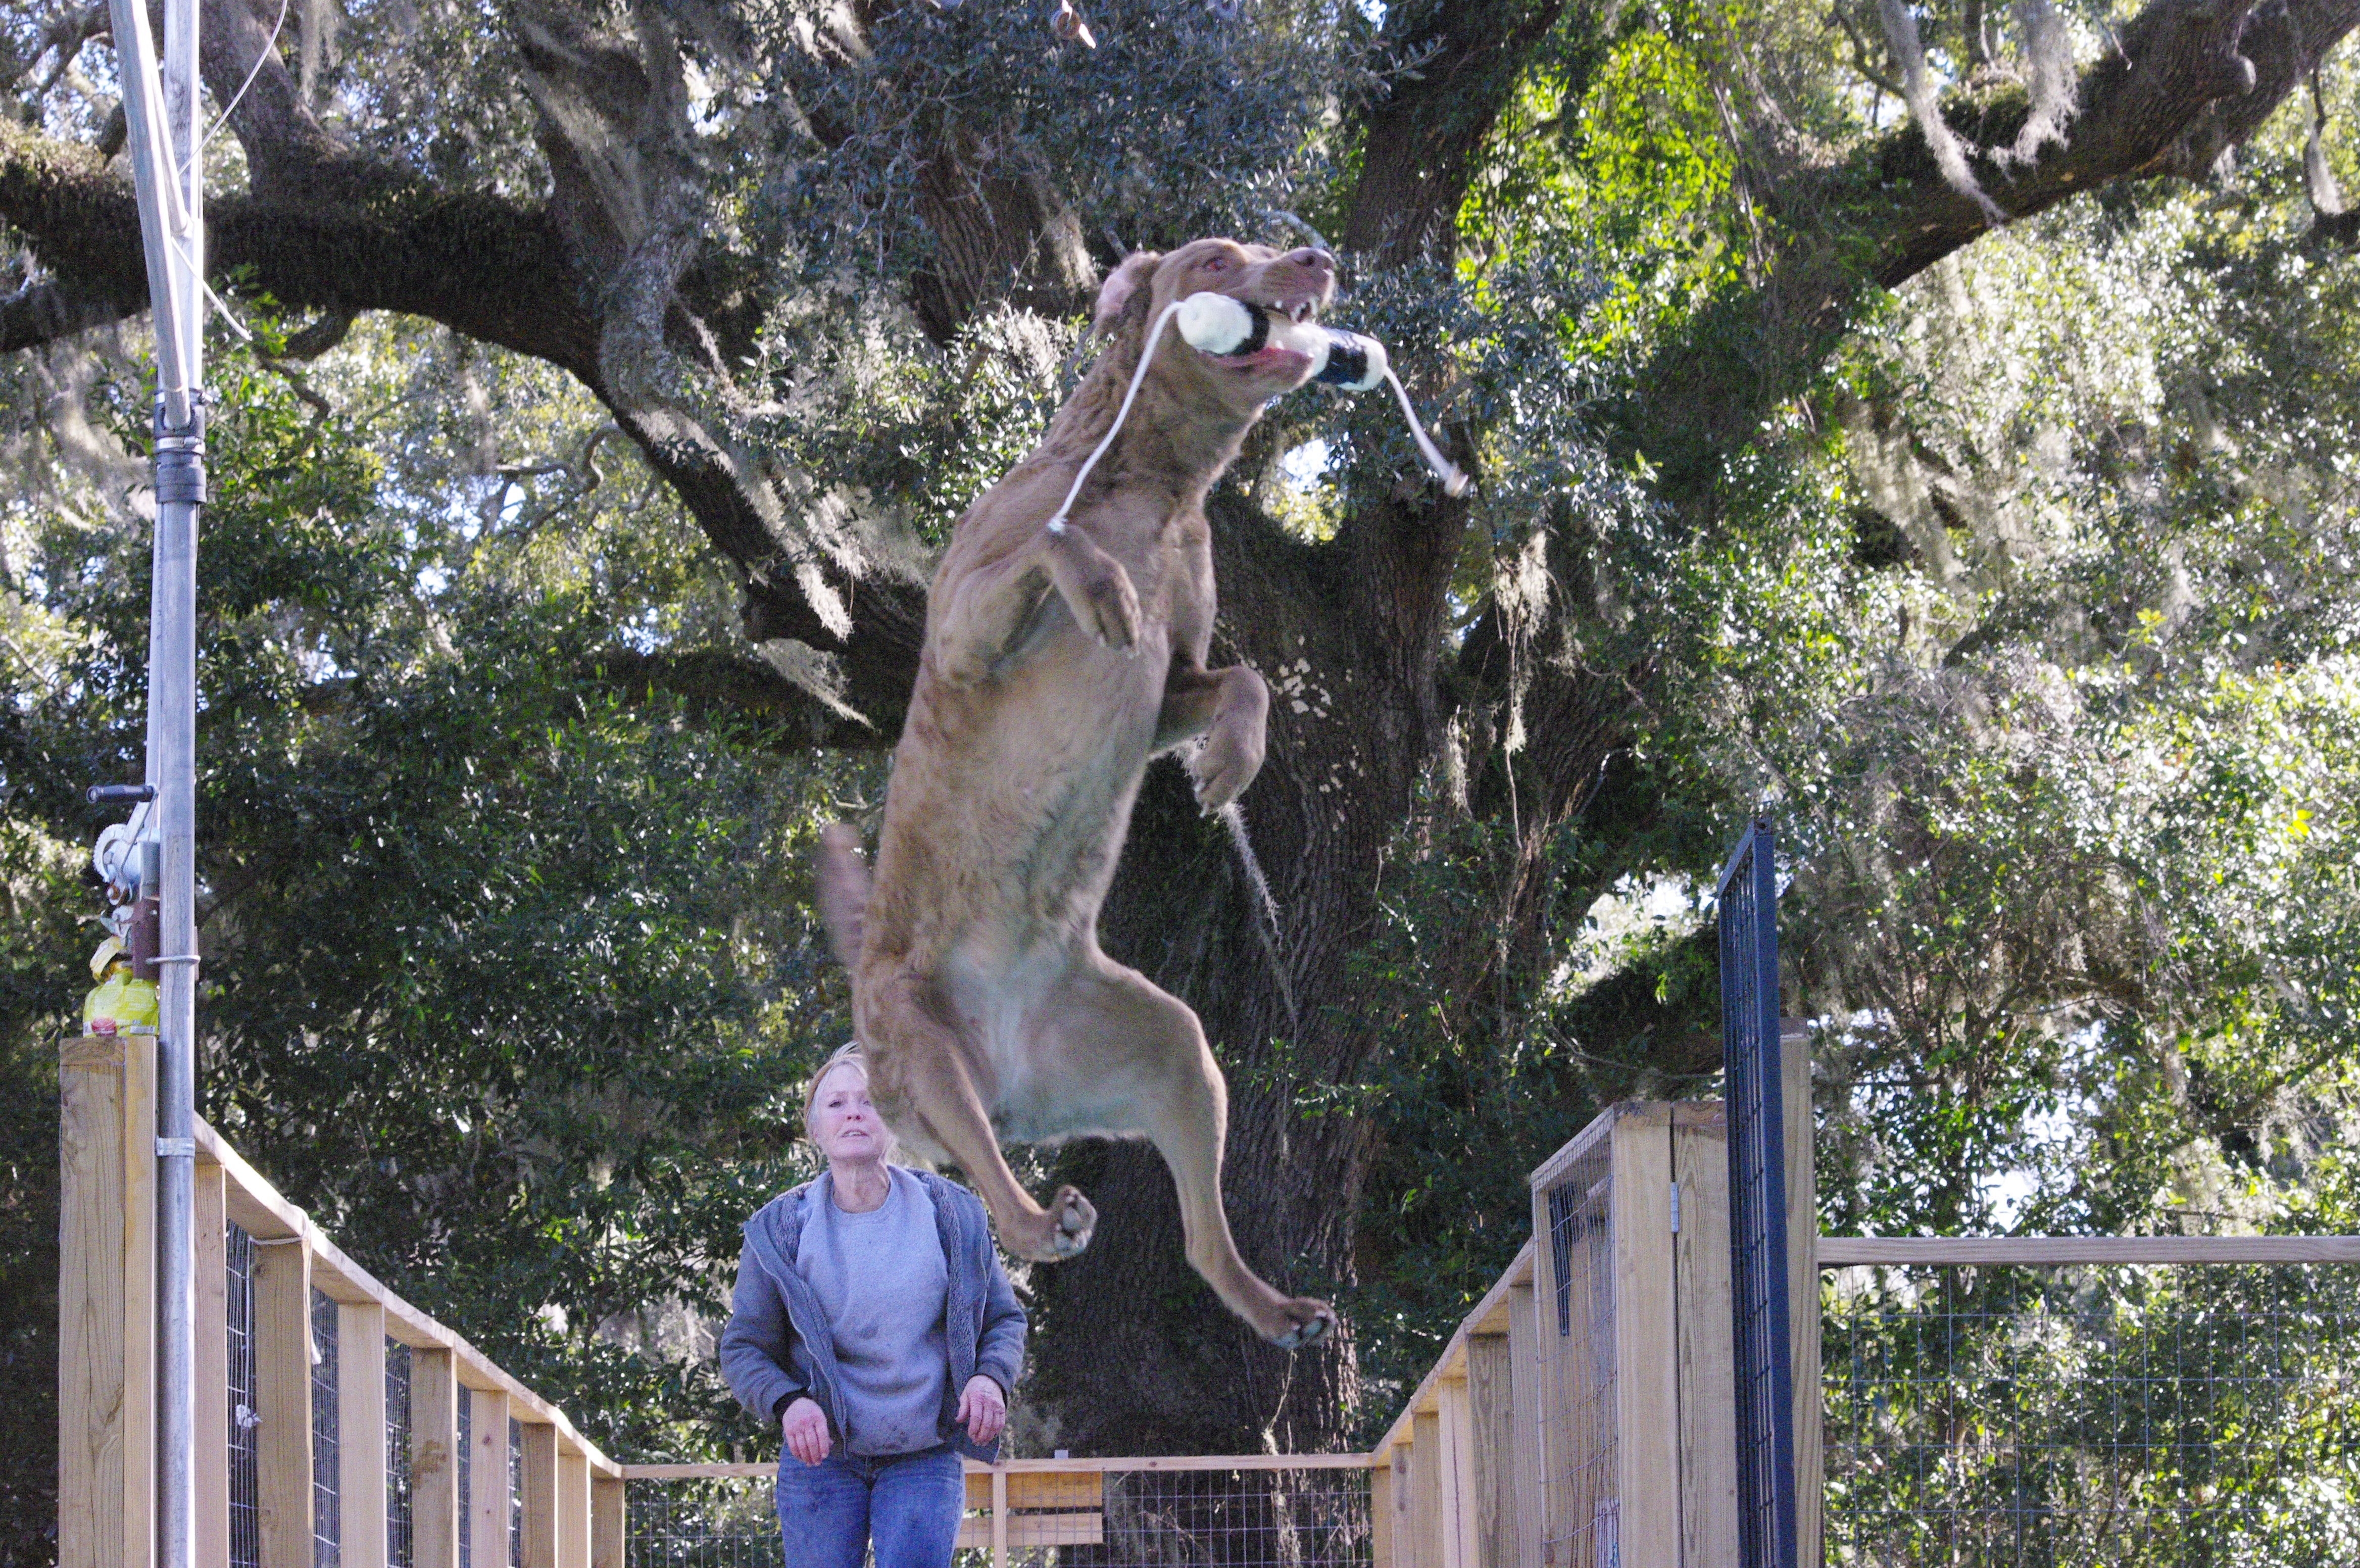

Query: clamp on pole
[[153, 397, 209, 506]]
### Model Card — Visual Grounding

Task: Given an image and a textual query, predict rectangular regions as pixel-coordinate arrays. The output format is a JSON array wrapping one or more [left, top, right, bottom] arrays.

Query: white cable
[[1047, 298, 1188, 530], [1381, 367, 1468, 496], [165, 230, 255, 343], [193, 0, 291, 162]]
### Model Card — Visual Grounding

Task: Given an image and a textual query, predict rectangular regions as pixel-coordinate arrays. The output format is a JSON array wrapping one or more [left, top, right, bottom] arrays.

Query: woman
[[720, 1043, 1026, 1568]]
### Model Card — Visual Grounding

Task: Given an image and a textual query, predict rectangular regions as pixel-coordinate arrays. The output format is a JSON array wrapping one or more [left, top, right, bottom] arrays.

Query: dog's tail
[[815, 822, 871, 970]]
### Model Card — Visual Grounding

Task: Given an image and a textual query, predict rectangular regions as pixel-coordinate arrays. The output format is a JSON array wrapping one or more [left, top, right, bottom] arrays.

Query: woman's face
[[811, 1064, 886, 1166]]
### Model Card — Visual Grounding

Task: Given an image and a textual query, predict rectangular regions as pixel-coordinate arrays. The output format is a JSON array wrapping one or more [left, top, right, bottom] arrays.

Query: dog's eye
[[1203, 255, 1230, 273]]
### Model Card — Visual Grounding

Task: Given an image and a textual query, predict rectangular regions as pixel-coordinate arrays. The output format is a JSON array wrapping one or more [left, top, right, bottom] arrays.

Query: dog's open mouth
[[1208, 296, 1321, 371]]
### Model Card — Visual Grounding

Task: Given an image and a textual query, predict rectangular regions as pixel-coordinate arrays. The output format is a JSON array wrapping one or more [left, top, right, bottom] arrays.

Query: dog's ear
[[1092, 251, 1161, 337]]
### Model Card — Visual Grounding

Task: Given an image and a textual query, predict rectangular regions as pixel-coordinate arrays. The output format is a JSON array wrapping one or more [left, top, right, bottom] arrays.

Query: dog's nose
[[1287, 247, 1336, 277]]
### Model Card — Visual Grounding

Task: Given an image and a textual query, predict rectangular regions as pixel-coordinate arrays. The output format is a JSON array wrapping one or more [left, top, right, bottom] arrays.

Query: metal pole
[[106, 6, 207, 1568]]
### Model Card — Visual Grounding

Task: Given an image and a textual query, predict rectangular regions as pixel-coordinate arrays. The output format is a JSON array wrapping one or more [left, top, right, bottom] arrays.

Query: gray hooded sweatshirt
[[719, 1168, 1025, 1463]]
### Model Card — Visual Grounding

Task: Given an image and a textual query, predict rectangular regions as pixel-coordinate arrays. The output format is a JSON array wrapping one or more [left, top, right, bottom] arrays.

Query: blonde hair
[[801, 1042, 898, 1161]]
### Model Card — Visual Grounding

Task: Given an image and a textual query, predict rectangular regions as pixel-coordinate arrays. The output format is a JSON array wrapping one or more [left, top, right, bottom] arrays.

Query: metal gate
[[1718, 819, 1797, 1568]]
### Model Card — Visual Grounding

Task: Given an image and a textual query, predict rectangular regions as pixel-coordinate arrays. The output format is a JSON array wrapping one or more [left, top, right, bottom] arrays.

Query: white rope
[[1046, 298, 1187, 532], [1382, 366, 1468, 497]]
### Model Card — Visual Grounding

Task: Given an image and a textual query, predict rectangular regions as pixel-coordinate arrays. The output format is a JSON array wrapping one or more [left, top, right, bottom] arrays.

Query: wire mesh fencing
[[1537, 1132, 1618, 1567], [1824, 1261, 2360, 1567], [626, 1461, 1373, 1568], [227, 1221, 263, 1568], [387, 1340, 414, 1568], [313, 1288, 342, 1568]]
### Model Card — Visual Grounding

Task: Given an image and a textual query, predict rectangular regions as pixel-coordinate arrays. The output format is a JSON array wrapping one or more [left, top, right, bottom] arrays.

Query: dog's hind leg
[[1052, 960, 1336, 1349], [860, 972, 1097, 1261]]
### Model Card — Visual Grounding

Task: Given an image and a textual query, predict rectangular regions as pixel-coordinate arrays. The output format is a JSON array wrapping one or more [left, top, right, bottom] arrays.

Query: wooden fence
[[69, 1024, 2360, 1568], [1366, 1094, 1818, 1568], [59, 1033, 624, 1568]]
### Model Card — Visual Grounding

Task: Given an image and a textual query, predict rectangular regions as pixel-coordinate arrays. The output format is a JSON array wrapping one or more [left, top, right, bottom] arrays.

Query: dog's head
[[1093, 238, 1338, 414]]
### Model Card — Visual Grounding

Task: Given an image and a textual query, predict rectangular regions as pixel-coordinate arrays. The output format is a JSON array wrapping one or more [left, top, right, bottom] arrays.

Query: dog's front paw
[[1264, 1298, 1338, 1351], [1045, 526, 1143, 654], [1188, 724, 1264, 811], [1073, 559, 1141, 654]]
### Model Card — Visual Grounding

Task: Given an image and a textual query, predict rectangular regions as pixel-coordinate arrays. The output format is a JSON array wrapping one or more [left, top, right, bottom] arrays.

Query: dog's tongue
[[1226, 343, 1307, 368]]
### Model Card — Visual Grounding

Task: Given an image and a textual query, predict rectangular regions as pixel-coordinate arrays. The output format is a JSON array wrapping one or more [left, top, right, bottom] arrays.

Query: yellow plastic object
[[82, 944, 159, 1036]]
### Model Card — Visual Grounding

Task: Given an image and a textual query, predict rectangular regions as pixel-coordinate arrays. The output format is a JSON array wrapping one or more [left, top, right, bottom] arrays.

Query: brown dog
[[816, 238, 1338, 1348]]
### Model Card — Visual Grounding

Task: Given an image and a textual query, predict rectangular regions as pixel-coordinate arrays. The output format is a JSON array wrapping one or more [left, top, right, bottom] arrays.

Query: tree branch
[[1628, 0, 2360, 500], [1342, 0, 1576, 264]]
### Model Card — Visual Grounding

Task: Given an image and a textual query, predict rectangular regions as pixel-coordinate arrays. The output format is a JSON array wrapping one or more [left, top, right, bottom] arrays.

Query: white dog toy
[[1046, 291, 1469, 536]]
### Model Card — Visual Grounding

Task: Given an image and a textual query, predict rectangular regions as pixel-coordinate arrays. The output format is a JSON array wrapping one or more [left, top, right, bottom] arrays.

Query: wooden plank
[[1816, 1234, 2360, 1265], [1465, 1339, 1516, 1568], [1370, 1452, 1395, 1568], [1437, 1377, 1475, 1568], [1504, 1282, 1543, 1568], [954, 1513, 1105, 1550], [989, 1465, 1008, 1568], [591, 1478, 626, 1568], [963, 1471, 1105, 1510], [1409, 1412, 1443, 1568], [195, 1159, 230, 1568], [1609, 1110, 1678, 1565], [1674, 1111, 1738, 1568], [1782, 1022, 1821, 1568], [59, 1034, 155, 1568], [410, 1350, 463, 1568], [340, 1302, 390, 1568], [519, 1424, 558, 1568], [556, 1446, 591, 1568], [467, 1390, 512, 1568], [252, 1237, 314, 1568]]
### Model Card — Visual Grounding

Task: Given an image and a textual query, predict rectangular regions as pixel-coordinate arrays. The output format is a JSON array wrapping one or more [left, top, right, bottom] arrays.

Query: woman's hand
[[955, 1375, 1007, 1445], [781, 1397, 831, 1466]]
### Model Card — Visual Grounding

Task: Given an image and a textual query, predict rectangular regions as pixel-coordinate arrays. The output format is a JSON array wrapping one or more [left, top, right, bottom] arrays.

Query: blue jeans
[[776, 1444, 964, 1568]]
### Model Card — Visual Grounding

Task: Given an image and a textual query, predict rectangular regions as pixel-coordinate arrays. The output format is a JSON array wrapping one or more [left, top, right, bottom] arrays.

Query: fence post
[[410, 1351, 462, 1568], [1504, 1280, 1543, 1568], [989, 1466, 1008, 1568], [59, 1033, 158, 1568], [1378, 1445, 1397, 1568], [1676, 1105, 1739, 1568], [252, 1235, 315, 1568], [1611, 1107, 1679, 1563], [1370, 1451, 1395, 1568], [590, 1477, 626, 1568], [1782, 1021, 1821, 1567], [1465, 1335, 1516, 1568], [557, 1445, 590, 1568], [339, 1301, 390, 1568], [519, 1424, 558, 1568], [194, 1159, 229, 1568], [1438, 1375, 1475, 1568], [1409, 1411, 1443, 1568], [467, 1389, 512, 1568]]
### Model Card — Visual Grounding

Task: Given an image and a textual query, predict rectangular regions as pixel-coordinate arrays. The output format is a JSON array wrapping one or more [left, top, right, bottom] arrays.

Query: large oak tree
[[5, 0, 2355, 1454]]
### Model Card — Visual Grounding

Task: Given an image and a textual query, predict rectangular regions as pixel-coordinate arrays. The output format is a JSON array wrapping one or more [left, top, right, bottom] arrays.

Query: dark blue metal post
[[1719, 818, 1797, 1568]]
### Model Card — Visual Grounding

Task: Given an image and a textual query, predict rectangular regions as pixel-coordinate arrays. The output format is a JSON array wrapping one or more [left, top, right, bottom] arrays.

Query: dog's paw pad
[[1267, 1299, 1337, 1351], [1047, 1186, 1096, 1258]]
